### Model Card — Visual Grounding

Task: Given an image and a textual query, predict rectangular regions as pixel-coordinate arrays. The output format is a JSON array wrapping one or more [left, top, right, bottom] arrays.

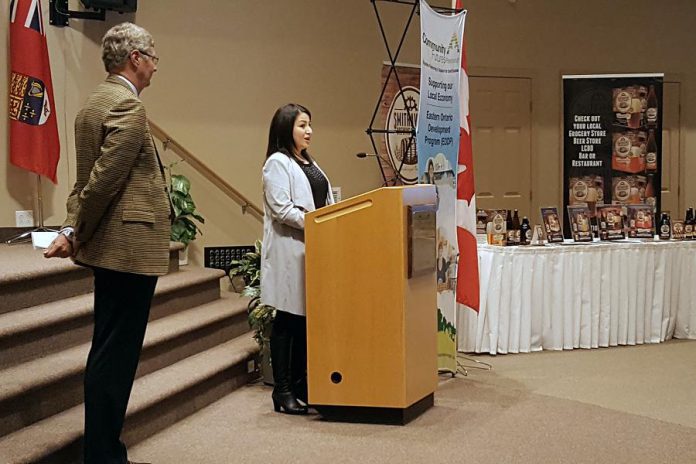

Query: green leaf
[[171, 174, 190, 196]]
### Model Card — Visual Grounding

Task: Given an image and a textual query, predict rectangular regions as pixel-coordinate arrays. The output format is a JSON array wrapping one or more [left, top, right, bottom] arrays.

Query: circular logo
[[573, 180, 588, 201], [615, 180, 630, 201], [386, 86, 420, 184], [492, 213, 505, 233], [616, 91, 631, 113], [615, 136, 631, 158]]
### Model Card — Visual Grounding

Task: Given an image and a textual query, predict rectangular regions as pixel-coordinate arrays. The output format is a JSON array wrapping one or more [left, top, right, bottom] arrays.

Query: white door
[[468, 76, 533, 218]]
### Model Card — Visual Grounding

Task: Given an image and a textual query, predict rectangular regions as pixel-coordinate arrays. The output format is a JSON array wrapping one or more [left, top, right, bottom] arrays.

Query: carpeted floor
[[130, 339, 696, 464]]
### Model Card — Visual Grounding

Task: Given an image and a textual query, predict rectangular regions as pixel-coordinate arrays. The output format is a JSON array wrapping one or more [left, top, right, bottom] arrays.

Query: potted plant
[[169, 172, 204, 265], [227, 240, 275, 384]]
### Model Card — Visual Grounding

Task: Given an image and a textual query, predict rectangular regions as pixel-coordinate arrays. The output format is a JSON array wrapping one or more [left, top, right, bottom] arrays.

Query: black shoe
[[272, 390, 308, 415], [270, 334, 308, 415], [293, 378, 308, 405]]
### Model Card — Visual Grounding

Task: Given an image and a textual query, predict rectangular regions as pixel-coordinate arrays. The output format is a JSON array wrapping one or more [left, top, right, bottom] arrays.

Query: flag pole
[[5, 174, 58, 245], [36, 174, 45, 228]]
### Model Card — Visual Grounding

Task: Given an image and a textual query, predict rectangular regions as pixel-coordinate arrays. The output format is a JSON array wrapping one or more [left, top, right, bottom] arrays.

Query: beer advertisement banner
[[563, 74, 663, 238], [417, 0, 466, 373], [378, 64, 421, 184]]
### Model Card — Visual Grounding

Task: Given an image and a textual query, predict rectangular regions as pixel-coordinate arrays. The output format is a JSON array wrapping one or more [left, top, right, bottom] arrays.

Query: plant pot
[[260, 338, 273, 386], [230, 275, 246, 293], [178, 245, 189, 266]]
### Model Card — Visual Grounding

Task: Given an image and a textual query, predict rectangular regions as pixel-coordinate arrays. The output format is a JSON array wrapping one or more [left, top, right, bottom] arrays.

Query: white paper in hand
[[31, 231, 59, 249]]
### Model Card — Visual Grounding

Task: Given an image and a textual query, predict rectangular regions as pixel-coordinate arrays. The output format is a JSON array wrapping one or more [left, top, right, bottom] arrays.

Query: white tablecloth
[[458, 240, 696, 354]]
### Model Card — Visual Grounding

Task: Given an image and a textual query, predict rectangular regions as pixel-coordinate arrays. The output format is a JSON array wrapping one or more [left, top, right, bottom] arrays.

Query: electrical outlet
[[247, 359, 256, 374], [15, 210, 34, 228], [332, 186, 342, 203]]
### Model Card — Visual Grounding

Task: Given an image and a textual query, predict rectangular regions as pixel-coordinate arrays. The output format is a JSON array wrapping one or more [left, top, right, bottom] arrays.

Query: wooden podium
[[305, 185, 438, 424]]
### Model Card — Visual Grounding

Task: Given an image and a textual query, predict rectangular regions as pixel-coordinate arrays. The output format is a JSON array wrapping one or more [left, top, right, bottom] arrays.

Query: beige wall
[[2, 0, 695, 265], [461, 0, 696, 220]]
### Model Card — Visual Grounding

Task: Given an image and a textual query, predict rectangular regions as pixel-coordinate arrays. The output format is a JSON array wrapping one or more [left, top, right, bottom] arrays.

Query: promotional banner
[[417, 0, 466, 373], [378, 64, 421, 184], [9, 0, 60, 183], [563, 74, 663, 238]]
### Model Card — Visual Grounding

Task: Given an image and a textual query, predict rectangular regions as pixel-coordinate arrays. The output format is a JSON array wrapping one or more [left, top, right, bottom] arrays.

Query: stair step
[[0, 292, 251, 438], [0, 242, 186, 315], [0, 333, 259, 464], [0, 266, 228, 369], [167, 241, 185, 274]]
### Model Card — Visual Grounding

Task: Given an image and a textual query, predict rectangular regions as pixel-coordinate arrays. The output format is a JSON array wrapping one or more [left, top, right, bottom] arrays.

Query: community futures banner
[[416, 0, 466, 373]]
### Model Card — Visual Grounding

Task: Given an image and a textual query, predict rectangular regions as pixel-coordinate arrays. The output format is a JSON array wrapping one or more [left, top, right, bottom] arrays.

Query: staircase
[[0, 243, 259, 464]]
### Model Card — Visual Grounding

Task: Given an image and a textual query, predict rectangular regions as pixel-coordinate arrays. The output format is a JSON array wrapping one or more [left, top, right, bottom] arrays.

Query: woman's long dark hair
[[265, 103, 312, 161]]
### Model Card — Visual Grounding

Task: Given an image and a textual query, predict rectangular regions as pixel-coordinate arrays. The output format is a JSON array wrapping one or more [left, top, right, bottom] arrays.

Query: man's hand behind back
[[44, 233, 78, 259]]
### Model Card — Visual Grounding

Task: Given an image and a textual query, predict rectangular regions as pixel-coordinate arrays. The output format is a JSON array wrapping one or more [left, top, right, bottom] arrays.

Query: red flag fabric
[[455, 0, 480, 312], [9, 0, 60, 184]]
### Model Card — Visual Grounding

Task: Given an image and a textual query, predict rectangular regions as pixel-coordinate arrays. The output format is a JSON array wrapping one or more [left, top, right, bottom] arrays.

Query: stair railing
[[149, 120, 264, 222]]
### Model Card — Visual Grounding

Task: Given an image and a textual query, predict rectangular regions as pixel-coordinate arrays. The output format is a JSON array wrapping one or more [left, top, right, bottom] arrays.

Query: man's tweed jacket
[[64, 75, 171, 276]]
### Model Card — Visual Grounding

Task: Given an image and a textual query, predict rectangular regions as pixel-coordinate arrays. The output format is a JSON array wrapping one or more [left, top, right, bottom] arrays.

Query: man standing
[[45, 22, 169, 464]]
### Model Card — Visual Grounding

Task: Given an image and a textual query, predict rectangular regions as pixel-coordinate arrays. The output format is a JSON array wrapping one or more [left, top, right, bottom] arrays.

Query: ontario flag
[[455, 0, 479, 312], [9, 0, 60, 184]]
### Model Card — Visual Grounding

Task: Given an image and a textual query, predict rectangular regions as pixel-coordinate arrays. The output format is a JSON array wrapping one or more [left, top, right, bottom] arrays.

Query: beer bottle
[[646, 85, 658, 127], [645, 130, 657, 173], [659, 212, 671, 240], [685, 208, 694, 240], [512, 209, 521, 245], [506, 210, 515, 246], [476, 209, 488, 235], [520, 216, 531, 245]]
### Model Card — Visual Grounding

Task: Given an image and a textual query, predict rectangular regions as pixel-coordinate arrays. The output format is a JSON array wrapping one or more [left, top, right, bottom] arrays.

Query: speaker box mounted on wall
[[50, 0, 137, 27], [80, 0, 137, 13]]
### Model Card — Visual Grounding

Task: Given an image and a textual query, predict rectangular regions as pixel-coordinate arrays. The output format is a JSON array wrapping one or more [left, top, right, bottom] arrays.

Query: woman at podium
[[261, 103, 335, 415]]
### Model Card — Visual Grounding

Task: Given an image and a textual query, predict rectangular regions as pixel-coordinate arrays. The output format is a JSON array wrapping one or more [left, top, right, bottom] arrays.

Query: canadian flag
[[9, 0, 60, 184], [455, 0, 480, 312]]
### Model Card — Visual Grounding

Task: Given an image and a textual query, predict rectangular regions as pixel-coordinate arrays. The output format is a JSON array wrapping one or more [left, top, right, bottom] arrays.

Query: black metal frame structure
[[49, 0, 106, 27], [366, 0, 463, 185]]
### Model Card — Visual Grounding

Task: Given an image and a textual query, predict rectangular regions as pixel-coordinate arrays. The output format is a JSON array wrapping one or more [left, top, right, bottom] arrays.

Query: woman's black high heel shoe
[[272, 390, 308, 414], [270, 334, 308, 414]]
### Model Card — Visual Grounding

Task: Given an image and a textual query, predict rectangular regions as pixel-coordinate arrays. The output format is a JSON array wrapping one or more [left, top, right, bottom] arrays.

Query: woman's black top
[[296, 159, 329, 209]]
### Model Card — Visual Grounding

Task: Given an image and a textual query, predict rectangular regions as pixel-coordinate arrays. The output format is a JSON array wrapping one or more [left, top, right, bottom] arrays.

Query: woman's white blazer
[[260, 152, 334, 316]]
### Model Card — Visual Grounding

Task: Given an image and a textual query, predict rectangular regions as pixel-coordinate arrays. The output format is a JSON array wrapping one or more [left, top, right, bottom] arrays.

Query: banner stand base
[[6, 175, 58, 245]]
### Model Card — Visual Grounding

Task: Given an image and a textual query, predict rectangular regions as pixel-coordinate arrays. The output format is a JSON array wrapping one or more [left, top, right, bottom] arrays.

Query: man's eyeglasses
[[138, 50, 160, 65]]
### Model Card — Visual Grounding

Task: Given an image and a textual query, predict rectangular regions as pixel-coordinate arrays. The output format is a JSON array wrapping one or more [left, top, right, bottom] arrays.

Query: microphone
[[356, 152, 378, 158]]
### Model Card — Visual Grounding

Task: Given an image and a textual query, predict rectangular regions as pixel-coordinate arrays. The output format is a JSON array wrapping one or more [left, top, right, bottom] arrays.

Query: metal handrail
[[148, 119, 264, 222]]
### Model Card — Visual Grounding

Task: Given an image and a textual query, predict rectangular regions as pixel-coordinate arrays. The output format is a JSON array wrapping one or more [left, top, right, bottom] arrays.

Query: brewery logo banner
[[378, 64, 420, 184], [416, 0, 466, 373], [563, 74, 663, 238]]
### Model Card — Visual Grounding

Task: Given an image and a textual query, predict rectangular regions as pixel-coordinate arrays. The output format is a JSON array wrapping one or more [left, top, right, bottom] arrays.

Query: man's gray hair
[[101, 22, 154, 73]]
